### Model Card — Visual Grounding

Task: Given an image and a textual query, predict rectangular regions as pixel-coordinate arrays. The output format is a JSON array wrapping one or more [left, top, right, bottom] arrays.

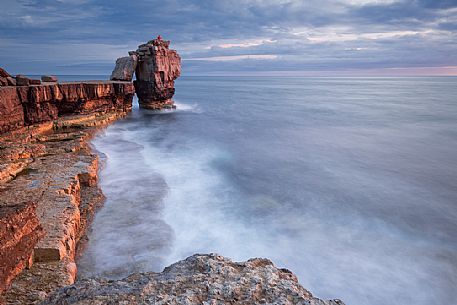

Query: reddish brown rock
[[6, 77, 16, 86], [15, 75, 30, 86], [0, 111, 129, 303], [0, 68, 11, 78], [0, 81, 135, 129], [0, 202, 45, 294], [133, 37, 181, 109], [0, 87, 24, 133], [41, 75, 58, 83], [29, 79, 41, 85]]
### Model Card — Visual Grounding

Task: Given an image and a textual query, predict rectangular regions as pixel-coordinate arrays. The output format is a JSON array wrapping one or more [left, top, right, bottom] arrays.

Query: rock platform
[[0, 77, 135, 304]]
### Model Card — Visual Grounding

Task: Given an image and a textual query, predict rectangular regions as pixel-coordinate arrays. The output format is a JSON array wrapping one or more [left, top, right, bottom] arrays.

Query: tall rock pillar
[[133, 38, 181, 109]]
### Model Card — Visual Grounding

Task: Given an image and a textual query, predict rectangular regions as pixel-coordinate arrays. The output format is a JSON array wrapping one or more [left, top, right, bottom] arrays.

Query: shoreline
[[1, 108, 345, 305], [0, 109, 132, 304]]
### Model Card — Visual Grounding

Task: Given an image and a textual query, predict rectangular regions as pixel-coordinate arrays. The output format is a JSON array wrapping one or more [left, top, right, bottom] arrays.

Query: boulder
[[110, 55, 138, 81], [6, 77, 16, 86], [0, 77, 7, 86], [43, 254, 345, 305], [41, 75, 58, 83], [15, 75, 30, 86], [29, 79, 41, 85]]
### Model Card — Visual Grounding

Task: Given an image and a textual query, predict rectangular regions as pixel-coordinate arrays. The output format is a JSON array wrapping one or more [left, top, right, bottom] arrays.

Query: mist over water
[[77, 77, 457, 305]]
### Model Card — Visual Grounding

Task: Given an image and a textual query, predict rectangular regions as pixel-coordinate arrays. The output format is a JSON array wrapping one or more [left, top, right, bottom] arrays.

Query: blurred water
[[77, 76, 457, 305]]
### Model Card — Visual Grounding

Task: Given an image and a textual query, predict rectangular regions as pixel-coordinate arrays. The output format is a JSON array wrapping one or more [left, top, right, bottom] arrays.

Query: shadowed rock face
[[133, 38, 181, 109], [110, 55, 138, 81], [42, 254, 345, 305]]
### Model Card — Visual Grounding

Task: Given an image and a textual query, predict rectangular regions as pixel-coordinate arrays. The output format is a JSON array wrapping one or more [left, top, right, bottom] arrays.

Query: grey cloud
[[0, 0, 455, 75]]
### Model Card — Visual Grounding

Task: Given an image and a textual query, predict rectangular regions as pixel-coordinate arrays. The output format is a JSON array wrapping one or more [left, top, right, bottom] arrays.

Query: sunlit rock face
[[133, 38, 181, 110], [0, 76, 135, 132], [0, 202, 44, 294], [43, 254, 345, 305]]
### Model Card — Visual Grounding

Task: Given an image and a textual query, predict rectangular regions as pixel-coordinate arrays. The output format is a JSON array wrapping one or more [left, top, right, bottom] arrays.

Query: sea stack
[[110, 36, 181, 110], [133, 37, 181, 109]]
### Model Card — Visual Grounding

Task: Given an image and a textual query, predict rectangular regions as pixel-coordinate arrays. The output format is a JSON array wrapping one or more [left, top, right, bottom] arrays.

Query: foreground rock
[[0, 67, 135, 303], [43, 254, 344, 305], [132, 37, 181, 109], [0, 111, 133, 304]]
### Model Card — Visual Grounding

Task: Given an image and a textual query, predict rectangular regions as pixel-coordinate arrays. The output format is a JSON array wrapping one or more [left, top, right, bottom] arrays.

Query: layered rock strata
[[43, 254, 345, 305], [0, 74, 135, 303], [0, 202, 45, 294], [0, 81, 134, 133], [0, 111, 132, 304], [131, 38, 181, 109]]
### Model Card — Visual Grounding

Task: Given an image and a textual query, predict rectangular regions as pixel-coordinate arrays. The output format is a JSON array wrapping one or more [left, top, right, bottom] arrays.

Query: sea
[[58, 76, 456, 305]]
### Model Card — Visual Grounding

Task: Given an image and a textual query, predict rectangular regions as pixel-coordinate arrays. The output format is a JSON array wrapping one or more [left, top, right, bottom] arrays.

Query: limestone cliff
[[0, 110, 131, 304], [0, 67, 136, 302], [132, 38, 181, 109], [43, 254, 345, 305], [0, 81, 134, 133]]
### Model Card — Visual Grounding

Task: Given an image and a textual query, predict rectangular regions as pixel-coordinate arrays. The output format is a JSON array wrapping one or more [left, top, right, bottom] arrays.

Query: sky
[[0, 0, 456, 76]]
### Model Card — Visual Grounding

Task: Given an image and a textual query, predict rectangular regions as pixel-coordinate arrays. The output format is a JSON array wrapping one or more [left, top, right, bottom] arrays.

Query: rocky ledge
[[0, 67, 135, 303], [0, 80, 134, 133], [43, 254, 345, 305]]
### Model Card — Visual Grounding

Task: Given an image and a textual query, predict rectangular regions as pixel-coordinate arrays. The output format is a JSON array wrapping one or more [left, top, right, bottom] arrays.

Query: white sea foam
[[78, 77, 457, 305], [174, 100, 202, 113]]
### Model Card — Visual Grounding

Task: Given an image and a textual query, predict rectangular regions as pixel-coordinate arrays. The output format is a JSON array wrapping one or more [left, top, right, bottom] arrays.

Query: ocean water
[[74, 76, 457, 305]]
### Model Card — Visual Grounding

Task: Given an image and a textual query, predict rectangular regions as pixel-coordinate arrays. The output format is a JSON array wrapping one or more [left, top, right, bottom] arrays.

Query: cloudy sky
[[0, 0, 456, 75]]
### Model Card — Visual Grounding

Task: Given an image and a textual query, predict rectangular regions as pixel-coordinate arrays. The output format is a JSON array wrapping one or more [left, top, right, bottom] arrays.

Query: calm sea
[[67, 76, 456, 305]]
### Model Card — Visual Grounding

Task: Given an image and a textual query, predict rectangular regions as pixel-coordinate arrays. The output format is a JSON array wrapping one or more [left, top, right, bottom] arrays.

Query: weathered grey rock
[[110, 55, 138, 81], [15, 75, 30, 86], [42, 254, 345, 305], [41, 75, 58, 83]]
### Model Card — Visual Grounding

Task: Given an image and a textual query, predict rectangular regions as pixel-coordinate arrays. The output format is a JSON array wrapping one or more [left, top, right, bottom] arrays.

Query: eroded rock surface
[[43, 254, 345, 305], [0, 80, 134, 133], [0, 72, 134, 303], [133, 38, 181, 109], [110, 55, 138, 81], [0, 202, 44, 294], [0, 112, 131, 304]]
